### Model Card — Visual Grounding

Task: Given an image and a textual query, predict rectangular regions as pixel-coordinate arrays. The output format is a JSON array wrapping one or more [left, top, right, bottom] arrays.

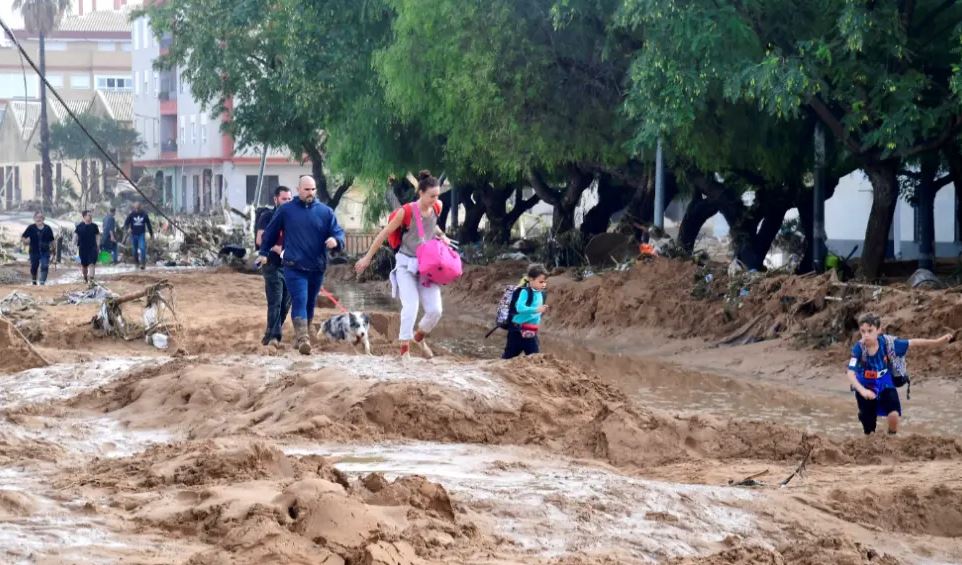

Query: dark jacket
[[259, 197, 345, 272], [101, 214, 116, 246], [123, 210, 153, 237]]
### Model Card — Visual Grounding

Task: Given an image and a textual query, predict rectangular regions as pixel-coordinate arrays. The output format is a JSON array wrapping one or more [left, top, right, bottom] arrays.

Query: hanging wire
[[0, 14, 195, 240]]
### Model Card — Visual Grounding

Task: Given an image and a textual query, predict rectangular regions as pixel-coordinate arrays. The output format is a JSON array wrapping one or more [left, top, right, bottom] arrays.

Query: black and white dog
[[319, 311, 371, 355]]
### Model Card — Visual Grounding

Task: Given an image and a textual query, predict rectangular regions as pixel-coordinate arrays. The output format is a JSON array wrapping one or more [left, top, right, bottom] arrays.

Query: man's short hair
[[109, 208, 116, 213], [33, 211, 43, 219], [275, 185, 291, 197], [81, 210, 91, 217]]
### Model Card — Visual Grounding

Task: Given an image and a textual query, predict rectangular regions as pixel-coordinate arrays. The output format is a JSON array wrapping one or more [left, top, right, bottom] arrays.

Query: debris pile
[[92, 280, 180, 347]]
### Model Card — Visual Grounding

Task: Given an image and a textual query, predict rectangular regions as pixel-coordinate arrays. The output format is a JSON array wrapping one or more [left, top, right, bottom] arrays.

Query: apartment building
[[130, 13, 334, 220]]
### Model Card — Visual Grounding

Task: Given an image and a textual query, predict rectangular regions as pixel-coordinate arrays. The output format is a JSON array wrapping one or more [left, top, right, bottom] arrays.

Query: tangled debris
[[92, 280, 180, 345]]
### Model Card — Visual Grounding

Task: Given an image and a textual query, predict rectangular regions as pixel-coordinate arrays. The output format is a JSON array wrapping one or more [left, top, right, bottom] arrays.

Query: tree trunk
[[528, 165, 593, 236], [944, 147, 962, 248], [38, 31, 54, 209], [678, 195, 719, 252], [303, 142, 332, 205], [458, 185, 485, 244], [751, 201, 791, 265], [916, 157, 939, 271], [580, 173, 632, 239], [437, 190, 452, 231], [861, 160, 900, 280]]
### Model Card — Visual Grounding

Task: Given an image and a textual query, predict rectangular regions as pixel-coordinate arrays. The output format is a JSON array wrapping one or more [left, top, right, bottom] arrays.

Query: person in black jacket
[[123, 202, 153, 270], [256, 175, 345, 355], [75, 210, 101, 284], [21, 211, 56, 285], [255, 186, 293, 347]]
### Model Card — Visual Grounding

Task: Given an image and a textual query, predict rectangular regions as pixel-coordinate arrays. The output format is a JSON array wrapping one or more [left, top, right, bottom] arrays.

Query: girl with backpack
[[355, 171, 454, 358], [502, 264, 549, 359]]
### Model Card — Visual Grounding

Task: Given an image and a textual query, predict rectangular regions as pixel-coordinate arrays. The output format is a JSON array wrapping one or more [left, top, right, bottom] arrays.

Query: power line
[[0, 14, 193, 239]]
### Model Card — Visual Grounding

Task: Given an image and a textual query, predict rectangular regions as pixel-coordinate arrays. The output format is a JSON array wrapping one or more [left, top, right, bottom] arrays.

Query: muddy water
[[0, 359, 184, 564], [300, 280, 962, 437], [283, 441, 762, 563]]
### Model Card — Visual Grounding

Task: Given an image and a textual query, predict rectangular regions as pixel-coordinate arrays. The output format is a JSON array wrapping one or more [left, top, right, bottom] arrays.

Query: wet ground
[[1, 266, 961, 563]]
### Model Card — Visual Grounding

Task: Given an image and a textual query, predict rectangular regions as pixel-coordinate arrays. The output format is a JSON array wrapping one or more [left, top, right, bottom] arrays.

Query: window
[[246, 175, 279, 206], [153, 120, 159, 147], [121, 42, 132, 53], [46, 74, 63, 88], [179, 116, 185, 145], [0, 73, 38, 98], [45, 41, 67, 51], [200, 114, 208, 145], [133, 20, 139, 50], [97, 41, 116, 52], [69, 74, 91, 89], [190, 115, 197, 144], [96, 76, 133, 91], [153, 71, 159, 94], [143, 71, 148, 93], [134, 71, 140, 95]]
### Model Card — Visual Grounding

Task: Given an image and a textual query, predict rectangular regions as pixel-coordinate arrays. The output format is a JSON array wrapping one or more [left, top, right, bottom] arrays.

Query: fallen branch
[[728, 469, 769, 487], [780, 447, 813, 487]]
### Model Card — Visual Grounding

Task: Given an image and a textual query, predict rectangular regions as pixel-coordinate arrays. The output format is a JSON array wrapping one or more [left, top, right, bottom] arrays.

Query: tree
[[620, 0, 962, 278], [14, 0, 70, 210], [378, 0, 634, 235], [139, 0, 401, 208], [48, 111, 144, 209]]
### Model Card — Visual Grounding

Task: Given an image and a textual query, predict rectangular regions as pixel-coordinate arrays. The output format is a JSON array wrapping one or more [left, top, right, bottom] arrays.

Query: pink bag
[[413, 203, 462, 286]]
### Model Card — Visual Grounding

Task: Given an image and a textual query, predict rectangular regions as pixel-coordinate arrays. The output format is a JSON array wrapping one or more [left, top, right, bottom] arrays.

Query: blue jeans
[[131, 234, 147, 265], [263, 264, 292, 339], [29, 251, 50, 284], [284, 268, 324, 323]]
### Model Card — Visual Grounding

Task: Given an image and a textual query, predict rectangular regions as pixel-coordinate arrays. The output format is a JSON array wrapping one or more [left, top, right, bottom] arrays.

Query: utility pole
[[654, 137, 665, 230]]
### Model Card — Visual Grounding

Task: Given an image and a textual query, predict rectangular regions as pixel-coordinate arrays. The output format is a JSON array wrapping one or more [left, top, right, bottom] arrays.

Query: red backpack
[[387, 201, 442, 252]]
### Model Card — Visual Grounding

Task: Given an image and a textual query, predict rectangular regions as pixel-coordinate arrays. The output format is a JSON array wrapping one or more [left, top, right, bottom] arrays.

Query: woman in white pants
[[355, 170, 451, 358]]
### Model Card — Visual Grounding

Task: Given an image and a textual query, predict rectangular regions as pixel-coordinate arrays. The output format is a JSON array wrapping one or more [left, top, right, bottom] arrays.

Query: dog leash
[[320, 287, 350, 314]]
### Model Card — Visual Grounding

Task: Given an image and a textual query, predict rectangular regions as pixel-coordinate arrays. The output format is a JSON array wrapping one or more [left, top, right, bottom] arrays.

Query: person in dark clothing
[[75, 210, 101, 284], [123, 202, 153, 270], [101, 208, 118, 264], [255, 186, 293, 347], [21, 211, 56, 285], [256, 175, 345, 355]]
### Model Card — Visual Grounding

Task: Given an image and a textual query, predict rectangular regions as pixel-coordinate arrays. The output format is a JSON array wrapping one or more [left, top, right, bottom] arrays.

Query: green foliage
[[621, 0, 962, 163], [13, 0, 71, 34], [48, 112, 144, 162], [377, 0, 631, 177]]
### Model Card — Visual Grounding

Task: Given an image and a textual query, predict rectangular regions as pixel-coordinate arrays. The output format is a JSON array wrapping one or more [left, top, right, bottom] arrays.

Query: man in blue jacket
[[256, 175, 345, 354]]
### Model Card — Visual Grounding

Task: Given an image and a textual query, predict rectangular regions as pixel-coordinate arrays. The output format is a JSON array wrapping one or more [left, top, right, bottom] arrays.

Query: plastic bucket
[[98, 250, 112, 265]]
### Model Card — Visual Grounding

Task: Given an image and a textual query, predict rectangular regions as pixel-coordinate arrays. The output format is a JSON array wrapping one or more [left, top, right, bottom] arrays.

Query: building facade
[[130, 13, 367, 225]]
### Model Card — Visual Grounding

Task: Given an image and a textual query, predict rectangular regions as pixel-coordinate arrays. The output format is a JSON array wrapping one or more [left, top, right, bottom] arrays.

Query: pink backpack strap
[[412, 202, 426, 241]]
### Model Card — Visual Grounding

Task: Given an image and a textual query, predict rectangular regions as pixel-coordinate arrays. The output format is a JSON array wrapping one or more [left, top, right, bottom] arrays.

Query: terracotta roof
[[58, 10, 132, 34], [96, 91, 133, 122]]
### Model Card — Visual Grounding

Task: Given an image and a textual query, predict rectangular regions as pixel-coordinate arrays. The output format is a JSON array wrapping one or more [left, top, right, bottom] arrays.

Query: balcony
[[159, 35, 173, 55], [160, 139, 177, 159], [159, 93, 177, 115]]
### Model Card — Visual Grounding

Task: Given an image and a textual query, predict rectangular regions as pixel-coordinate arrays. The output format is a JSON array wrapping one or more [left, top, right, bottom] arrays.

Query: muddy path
[[0, 266, 961, 564]]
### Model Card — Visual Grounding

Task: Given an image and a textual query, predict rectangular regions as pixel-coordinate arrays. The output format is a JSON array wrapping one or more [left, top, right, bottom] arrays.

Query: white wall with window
[[0, 73, 39, 99], [200, 114, 208, 145], [190, 115, 197, 145], [95, 76, 133, 91], [46, 74, 63, 88], [97, 41, 116, 52], [45, 41, 67, 51], [69, 74, 91, 89], [179, 116, 185, 145]]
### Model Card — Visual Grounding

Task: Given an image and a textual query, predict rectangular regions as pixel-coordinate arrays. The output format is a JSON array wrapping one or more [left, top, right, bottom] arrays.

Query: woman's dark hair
[[526, 263, 548, 280], [858, 312, 881, 328], [417, 169, 439, 192]]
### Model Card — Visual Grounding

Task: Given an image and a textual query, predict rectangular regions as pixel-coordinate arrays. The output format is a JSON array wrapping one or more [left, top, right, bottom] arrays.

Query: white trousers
[[392, 253, 442, 341]]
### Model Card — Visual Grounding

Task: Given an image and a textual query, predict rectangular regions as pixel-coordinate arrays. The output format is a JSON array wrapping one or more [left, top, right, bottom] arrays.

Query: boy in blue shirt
[[847, 313, 953, 435], [502, 264, 549, 359]]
